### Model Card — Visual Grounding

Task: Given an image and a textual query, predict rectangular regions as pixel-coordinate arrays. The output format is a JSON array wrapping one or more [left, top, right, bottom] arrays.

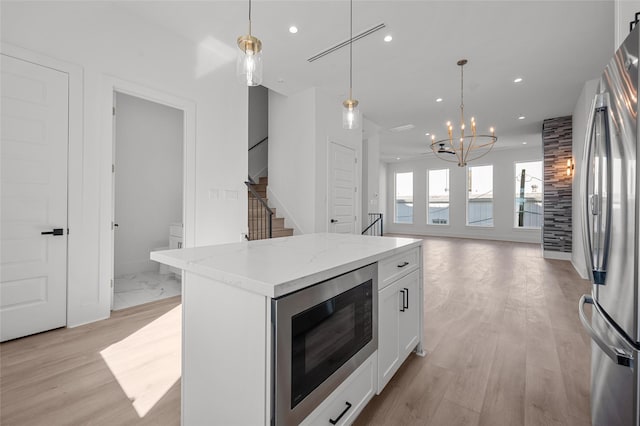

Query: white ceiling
[[118, 1, 614, 161]]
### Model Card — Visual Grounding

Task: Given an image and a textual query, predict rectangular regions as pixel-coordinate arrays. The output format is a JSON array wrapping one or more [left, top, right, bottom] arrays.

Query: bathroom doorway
[[112, 92, 184, 310]]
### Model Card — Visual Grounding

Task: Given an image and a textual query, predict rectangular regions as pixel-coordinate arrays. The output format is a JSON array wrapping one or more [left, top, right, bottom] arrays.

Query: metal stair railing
[[245, 180, 273, 240], [362, 213, 383, 236]]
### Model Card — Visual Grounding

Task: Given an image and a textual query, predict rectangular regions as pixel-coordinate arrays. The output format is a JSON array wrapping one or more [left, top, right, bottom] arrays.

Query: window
[[394, 172, 413, 223], [467, 165, 493, 226], [427, 169, 449, 225], [514, 161, 543, 228]]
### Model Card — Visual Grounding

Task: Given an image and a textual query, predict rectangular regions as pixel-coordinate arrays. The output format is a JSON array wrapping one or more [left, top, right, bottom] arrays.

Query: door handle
[[582, 93, 612, 285], [330, 219, 338, 223], [400, 289, 406, 312], [578, 294, 633, 367], [403, 287, 409, 309], [41, 228, 64, 236]]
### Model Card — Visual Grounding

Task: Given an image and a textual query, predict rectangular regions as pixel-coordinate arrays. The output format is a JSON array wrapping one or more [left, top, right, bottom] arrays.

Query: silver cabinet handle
[[578, 294, 633, 367]]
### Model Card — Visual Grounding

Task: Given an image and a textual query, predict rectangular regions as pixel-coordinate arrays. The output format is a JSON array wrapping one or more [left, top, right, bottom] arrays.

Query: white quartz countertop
[[150, 233, 422, 298]]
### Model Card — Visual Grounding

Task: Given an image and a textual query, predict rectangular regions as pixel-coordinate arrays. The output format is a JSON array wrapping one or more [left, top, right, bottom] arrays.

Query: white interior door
[[328, 142, 356, 233], [1, 54, 69, 341]]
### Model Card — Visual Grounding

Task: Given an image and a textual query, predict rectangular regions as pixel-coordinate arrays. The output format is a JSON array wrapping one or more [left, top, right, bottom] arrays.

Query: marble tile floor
[[113, 270, 181, 310]]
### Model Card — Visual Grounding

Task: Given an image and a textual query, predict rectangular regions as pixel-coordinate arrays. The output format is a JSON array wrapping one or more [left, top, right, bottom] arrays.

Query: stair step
[[248, 183, 267, 192], [258, 176, 268, 185], [248, 207, 276, 217], [248, 217, 284, 228], [272, 228, 294, 238]]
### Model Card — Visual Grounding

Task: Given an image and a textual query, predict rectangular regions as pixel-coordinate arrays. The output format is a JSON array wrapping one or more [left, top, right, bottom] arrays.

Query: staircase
[[247, 177, 294, 240]]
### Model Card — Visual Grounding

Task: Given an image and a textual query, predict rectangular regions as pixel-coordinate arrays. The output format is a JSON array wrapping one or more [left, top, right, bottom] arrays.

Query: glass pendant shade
[[237, 35, 263, 86], [343, 99, 361, 130]]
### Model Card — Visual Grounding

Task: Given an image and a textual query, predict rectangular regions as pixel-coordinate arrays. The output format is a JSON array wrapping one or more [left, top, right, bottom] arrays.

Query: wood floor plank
[[1, 237, 593, 425]]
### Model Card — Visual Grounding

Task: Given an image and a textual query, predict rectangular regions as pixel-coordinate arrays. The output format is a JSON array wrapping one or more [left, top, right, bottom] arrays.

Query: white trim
[[571, 259, 589, 280], [0, 43, 88, 328], [100, 75, 196, 314], [543, 250, 573, 261]]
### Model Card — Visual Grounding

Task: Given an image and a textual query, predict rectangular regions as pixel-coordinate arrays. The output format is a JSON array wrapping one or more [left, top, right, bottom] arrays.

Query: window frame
[[426, 168, 450, 226], [466, 163, 494, 228], [393, 171, 414, 224], [513, 160, 543, 230]]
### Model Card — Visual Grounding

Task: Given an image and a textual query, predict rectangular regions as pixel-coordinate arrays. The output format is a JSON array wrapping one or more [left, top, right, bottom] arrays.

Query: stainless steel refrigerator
[[579, 24, 639, 426]]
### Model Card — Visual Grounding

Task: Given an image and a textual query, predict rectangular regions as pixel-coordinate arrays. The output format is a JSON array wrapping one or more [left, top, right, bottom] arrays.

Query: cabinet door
[[377, 280, 401, 392], [398, 270, 420, 357]]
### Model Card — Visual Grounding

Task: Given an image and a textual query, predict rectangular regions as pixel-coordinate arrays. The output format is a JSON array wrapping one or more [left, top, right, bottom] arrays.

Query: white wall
[[2, 2, 247, 326], [362, 119, 382, 221], [248, 85, 268, 181], [615, 0, 639, 49], [572, 79, 599, 279], [114, 92, 183, 276], [379, 161, 388, 231], [268, 87, 362, 234], [385, 147, 543, 243]]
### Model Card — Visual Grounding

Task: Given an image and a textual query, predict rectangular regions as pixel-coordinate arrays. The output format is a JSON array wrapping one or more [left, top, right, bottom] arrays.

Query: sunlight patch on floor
[[100, 304, 181, 417]]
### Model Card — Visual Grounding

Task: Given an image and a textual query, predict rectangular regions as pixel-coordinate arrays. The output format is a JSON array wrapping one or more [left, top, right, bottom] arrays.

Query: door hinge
[[110, 279, 114, 288], [354, 187, 357, 192], [112, 164, 115, 173], [354, 158, 357, 164], [112, 106, 116, 116], [111, 221, 114, 230]]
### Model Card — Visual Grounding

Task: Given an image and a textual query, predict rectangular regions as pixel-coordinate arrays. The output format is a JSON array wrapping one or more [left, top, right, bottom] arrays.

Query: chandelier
[[430, 59, 496, 167]]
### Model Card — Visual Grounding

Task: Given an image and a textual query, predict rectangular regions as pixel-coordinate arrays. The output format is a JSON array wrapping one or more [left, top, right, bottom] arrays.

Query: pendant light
[[236, 0, 263, 86], [342, 0, 361, 130]]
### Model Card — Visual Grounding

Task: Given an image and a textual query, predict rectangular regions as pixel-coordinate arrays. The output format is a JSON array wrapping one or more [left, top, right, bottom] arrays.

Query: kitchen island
[[151, 233, 424, 425]]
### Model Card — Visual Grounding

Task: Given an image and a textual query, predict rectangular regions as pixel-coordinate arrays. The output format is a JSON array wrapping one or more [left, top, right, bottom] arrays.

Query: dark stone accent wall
[[542, 116, 573, 253]]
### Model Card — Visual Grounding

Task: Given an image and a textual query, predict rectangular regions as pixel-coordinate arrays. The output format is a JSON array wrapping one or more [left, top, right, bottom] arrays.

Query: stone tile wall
[[543, 116, 573, 253]]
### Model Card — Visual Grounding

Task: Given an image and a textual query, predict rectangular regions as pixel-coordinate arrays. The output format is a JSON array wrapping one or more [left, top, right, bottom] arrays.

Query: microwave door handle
[[579, 294, 633, 367]]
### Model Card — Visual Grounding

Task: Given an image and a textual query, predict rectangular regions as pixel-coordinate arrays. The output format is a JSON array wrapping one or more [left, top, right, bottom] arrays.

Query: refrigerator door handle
[[579, 294, 634, 368], [581, 93, 613, 285]]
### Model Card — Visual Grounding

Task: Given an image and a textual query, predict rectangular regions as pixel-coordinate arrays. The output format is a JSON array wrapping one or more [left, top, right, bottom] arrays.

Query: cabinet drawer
[[301, 353, 375, 426], [378, 247, 419, 290]]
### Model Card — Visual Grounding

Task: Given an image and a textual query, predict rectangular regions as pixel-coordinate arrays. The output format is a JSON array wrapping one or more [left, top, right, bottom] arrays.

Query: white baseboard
[[543, 250, 572, 261], [571, 259, 589, 279]]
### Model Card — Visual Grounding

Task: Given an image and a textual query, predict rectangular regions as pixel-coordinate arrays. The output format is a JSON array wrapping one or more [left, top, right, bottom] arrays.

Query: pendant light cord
[[248, 0, 252, 35], [349, 0, 353, 99], [460, 63, 464, 126]]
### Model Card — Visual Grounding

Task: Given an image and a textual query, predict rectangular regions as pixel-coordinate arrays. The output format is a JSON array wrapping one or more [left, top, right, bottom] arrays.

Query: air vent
[[307, 22, 386, 62], [389, 124, 415, 133]]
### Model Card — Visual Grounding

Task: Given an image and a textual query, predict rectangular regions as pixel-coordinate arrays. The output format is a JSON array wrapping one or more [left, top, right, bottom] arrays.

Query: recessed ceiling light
[[514, 77, 523, 83], [425, 132, 430, 136], [518, 115, 526, 120], [396, 157, 401, 160], [289, 26, 298, 34], [522, 141, 528, 145], [436, 98, 443, 103], [384, 35, 393, 42]]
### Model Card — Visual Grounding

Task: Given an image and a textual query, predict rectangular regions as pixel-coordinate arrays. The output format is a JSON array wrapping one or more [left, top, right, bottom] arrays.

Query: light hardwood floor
[[1, 237, 591, 425], [355, 236, 592, 426]]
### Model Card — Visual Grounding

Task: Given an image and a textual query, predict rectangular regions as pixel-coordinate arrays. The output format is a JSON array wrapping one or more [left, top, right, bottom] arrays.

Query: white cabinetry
[[377, 247, 422, 393], [300, 353, 376, 426]]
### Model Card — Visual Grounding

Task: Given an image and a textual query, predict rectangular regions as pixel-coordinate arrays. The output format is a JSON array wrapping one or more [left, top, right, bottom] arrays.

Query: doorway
[[112, 92, 184, 310]]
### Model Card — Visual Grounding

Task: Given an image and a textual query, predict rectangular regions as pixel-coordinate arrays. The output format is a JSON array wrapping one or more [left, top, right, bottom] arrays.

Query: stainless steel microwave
[[271, 263, 378, 425]]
